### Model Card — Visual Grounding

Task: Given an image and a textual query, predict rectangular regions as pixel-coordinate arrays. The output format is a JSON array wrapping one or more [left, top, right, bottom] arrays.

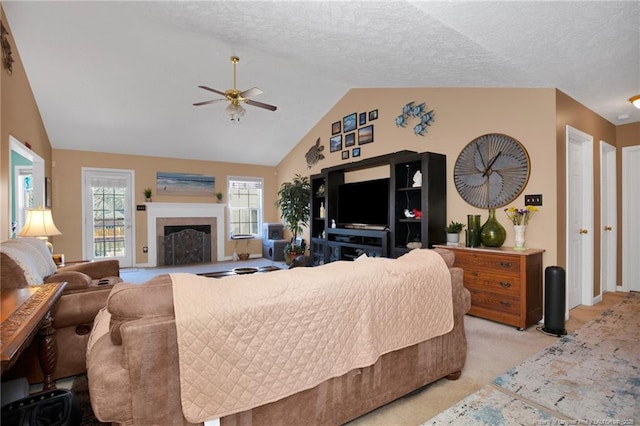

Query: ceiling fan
[[194, 56, 277, 121]]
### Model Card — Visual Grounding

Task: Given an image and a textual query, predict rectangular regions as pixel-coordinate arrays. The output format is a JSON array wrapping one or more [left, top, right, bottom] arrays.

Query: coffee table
[[198, 265, 280, 279]]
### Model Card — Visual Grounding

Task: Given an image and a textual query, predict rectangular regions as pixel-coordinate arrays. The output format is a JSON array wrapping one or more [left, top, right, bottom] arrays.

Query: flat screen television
[[337, 178, 390, 228]]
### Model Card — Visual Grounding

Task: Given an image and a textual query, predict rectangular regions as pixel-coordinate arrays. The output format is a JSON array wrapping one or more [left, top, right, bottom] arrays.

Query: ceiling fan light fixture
[[630, 95, 640, 109], [225, 102, 246, 121]]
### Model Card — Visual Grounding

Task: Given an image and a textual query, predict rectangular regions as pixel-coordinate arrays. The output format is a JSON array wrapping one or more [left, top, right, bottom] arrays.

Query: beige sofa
[[0, 237, 121, 383], [87, 248, 470, 425]]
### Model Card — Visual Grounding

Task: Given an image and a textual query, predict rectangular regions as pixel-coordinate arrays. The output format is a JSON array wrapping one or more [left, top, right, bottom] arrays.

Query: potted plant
[[275, 174, 311, 264], [445, 220, 465, 245], [143, 188, 152, 202], [215, 192, 224, 203]]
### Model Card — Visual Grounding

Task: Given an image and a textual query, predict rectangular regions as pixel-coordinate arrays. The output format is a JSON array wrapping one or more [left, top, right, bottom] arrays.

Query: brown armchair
[[0, 237, 122, 383]]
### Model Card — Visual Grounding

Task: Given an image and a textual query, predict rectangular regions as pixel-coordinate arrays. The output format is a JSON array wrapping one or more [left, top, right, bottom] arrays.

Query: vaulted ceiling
[[4, 1, 639, 166]]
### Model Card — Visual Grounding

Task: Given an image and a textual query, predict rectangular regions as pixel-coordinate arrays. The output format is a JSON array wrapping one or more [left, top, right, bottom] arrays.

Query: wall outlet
[[142, 246, 148, 253], [524, 194, 543, 206]]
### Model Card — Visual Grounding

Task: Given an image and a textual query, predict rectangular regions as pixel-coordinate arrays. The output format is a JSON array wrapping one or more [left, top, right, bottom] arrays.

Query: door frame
[[81, 167, 135, 267], [622, 145, 640, 292], [599, 141, 617, 293], [565, 125, 594, 308], [9, 136, 45, 218]]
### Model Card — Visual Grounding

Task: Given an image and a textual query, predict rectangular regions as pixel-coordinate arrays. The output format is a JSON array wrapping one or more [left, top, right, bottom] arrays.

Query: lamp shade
[[18, 207, 62, 237]]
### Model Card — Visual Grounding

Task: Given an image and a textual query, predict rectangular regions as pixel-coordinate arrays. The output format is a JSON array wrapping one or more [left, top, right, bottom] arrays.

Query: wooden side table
[[1, 282, 67, 390]]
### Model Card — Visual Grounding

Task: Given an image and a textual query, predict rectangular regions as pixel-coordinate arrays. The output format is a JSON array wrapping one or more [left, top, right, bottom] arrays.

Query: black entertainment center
[[310, 150, 446, 265]]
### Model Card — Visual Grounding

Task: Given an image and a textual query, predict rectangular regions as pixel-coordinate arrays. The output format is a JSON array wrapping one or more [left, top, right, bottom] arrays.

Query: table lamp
[[18, 206, 62, 253]]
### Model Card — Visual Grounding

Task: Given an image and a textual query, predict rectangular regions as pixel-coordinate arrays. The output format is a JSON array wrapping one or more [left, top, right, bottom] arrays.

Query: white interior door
[[600, 141, 617, 293], [622, 146, 640, 292], [82, 168, 135, 267], [566, 126, 594, 309]]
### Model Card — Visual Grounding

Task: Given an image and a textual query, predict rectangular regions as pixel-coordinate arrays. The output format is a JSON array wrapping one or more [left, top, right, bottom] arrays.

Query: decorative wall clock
[[454, 133, 530, 208]]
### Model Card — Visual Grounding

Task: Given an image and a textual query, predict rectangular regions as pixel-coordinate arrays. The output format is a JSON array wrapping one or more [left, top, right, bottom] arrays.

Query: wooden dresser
[[435, 245, 544, 330]]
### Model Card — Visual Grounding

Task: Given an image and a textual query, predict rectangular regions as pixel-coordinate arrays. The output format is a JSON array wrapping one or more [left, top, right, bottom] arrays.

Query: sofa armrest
[[53, 286, 113, 329], [59, 260, 120, 280], [45, 271, 91, 290]]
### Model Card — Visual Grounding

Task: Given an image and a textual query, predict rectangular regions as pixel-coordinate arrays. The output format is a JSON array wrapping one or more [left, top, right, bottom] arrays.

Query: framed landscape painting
[[358, 125, 374, 145], [343, 113, 357, 132], [344, 132, 356, 147], [157, 172, 215, 196], [331, 121, 341, 135], [330, 135, 343, 152]]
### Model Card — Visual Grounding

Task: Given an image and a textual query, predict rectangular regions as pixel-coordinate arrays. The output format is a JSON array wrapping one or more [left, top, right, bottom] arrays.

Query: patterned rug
[[425, 292, 640, 425]]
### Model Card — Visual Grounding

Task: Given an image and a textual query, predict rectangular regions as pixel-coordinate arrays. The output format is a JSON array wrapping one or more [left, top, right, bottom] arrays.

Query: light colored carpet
[[424, 292, 639, 425]]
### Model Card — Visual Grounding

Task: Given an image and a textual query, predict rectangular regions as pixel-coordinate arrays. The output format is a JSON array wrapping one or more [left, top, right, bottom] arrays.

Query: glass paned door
[[83, 169, 134, 267]]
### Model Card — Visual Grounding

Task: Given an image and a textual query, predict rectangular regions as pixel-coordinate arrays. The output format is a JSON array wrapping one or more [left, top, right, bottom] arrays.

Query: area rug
[[70, 374, 108, 426], [425, 292, 640, 425]]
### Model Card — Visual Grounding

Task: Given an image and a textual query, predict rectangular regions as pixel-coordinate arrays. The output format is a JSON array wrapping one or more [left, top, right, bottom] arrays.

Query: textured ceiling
[[3, 1, 639, 166]]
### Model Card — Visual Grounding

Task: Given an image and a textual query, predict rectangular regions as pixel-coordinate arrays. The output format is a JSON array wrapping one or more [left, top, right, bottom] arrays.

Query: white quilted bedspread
[[171, 249, 453, 423]]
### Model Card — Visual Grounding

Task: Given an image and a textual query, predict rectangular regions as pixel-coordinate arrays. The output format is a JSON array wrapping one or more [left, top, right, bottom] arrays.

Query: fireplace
[[160, 224, 212, 266], [145, 203, 226, 267]]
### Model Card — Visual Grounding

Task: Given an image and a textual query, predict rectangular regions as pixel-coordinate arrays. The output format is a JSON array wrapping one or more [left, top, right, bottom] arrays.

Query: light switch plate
[[524, 194, 542, 206]]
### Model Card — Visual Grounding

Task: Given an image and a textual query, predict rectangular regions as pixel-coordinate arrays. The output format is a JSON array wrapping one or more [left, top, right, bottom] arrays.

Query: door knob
[[579, 229, 588, 234], [604, 226, 612, 231]]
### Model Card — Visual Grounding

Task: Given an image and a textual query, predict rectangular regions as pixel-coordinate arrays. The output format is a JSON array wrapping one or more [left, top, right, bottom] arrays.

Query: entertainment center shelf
[[310, 150, 446, 265], [326, 228, 389, 261]]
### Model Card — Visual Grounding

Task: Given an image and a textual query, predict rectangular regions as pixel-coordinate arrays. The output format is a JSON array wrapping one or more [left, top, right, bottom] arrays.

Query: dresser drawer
[[455, 251, 521, 275], [463, 270, 521, 296], [467, 288, 520, 316]]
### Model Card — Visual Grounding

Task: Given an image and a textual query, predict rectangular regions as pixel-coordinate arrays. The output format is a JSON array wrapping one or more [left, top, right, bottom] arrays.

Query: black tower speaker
[[543, 266, 567, 336]]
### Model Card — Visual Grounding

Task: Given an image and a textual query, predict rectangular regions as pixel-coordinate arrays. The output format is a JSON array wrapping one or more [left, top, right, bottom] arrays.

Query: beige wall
[[277, 87, 559, 269], [52, 149, 279, 262], [1, 7, 52, 241]]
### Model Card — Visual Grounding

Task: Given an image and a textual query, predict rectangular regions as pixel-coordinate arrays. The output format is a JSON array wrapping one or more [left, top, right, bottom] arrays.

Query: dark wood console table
[[1, 282, 66, 390]]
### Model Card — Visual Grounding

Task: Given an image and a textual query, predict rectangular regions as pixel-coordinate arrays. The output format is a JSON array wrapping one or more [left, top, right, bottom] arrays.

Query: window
[[89, 174, 127, 258], [227, 176, 263, 237]]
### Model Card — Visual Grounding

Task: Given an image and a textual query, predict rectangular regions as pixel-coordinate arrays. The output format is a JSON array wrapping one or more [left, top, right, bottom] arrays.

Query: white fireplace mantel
[[146, 202, 226, 266]]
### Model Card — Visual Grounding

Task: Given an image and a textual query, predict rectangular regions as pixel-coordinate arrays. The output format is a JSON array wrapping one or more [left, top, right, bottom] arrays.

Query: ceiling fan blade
[[240, 87, 263, 99], [193, 99, 225, 106], [245, 99, 277, 111], [198, 85, 227, 97]]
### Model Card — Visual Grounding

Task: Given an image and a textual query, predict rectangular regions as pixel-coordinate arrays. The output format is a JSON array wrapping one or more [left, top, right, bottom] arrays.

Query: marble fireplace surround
[[145, 203, 226, 267]]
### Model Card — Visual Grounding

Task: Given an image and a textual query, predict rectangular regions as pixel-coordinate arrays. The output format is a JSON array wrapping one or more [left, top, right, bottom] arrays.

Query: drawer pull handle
[[499, 281, 511, 288], [499, 301, 511, 307], [499, 261, 512, 268]]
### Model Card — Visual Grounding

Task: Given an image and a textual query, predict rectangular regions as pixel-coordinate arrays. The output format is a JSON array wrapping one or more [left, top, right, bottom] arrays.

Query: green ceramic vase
[[480, 208, 506, 247]]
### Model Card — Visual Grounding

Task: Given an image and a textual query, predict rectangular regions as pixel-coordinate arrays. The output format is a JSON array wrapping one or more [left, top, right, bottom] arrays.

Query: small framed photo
[[344, 132, 356, 147], [352, 147, 361, 158], [342, 150, 350, 160], [343, 113, 357, 132], [358, 125, 374, 145], [369, 109, 378, 121], [330, 134, 343, 152], [359, 112, 367, 126], [45, 177, 52, 208], [331, 121, 341, 135]]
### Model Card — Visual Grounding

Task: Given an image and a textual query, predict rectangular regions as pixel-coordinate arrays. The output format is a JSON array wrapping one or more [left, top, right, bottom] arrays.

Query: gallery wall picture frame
[[369, 109, 378, 121], [358, 125, 374, 145], [359, 112, 367, 126], [352, 147, 361, 158], [343, 113, 357, 132], [330, 134, 343, 152], [331, 121, 341, 135], [344, 132, 356, 147], [342, 150, 350, 160]]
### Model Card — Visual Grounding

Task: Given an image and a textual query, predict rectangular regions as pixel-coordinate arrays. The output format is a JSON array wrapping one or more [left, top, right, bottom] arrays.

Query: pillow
[[86, 307, 111, 362], [0, 242, 43, 285], [18, 237, 58, 276]]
